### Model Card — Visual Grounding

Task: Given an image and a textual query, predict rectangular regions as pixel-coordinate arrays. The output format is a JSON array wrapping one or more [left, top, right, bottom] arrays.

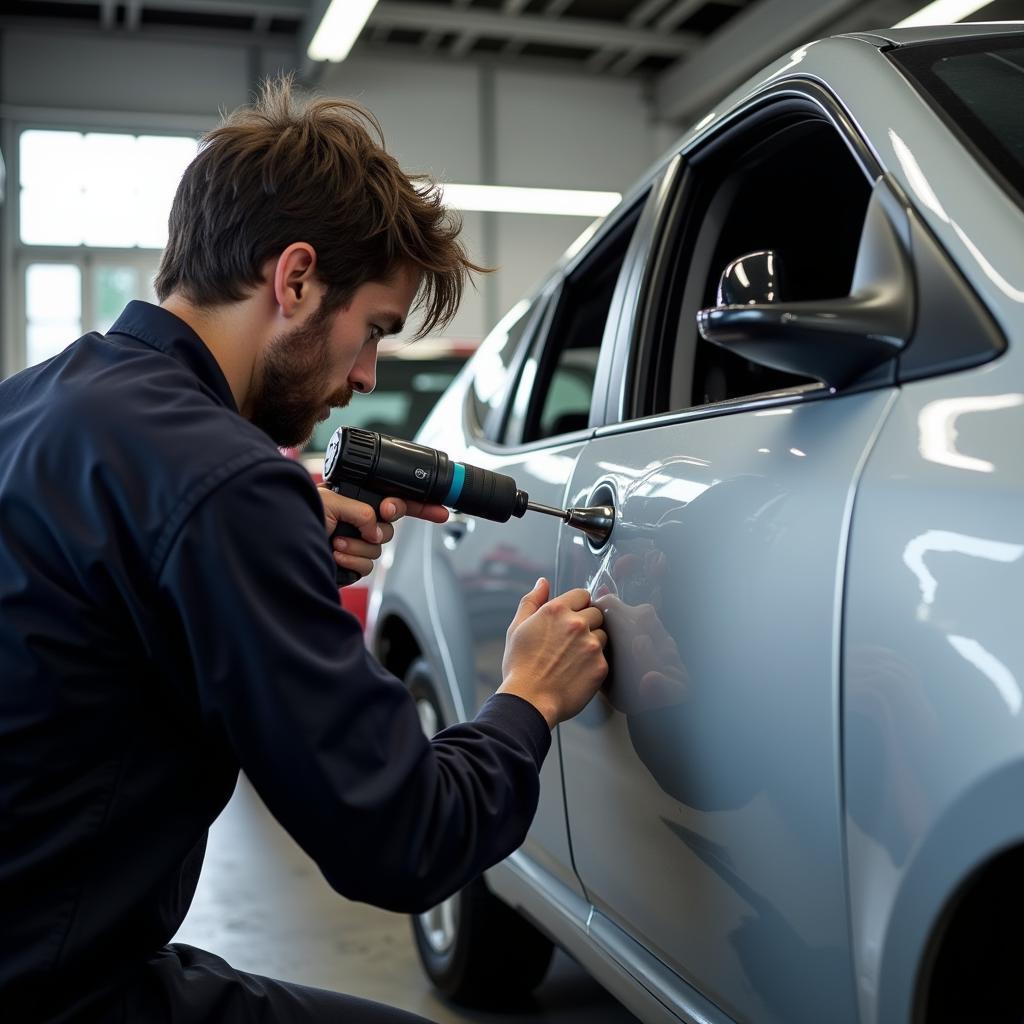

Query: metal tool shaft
[[526, 500, 569, 521]]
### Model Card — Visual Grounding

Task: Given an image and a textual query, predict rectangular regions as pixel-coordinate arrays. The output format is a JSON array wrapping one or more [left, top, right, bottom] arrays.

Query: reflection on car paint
[[917, 393, 1024, 472], [901, 528, 1024, 612], [946, 635, 1021, 716], [889, 129, 1024, 306]]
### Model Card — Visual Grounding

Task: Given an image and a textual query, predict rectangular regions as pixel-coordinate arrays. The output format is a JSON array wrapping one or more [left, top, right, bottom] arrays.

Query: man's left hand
[[318, 487, 449, 581]]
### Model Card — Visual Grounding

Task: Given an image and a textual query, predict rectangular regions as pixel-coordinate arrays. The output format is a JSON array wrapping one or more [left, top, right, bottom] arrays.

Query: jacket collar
[[108, 301, 238, 412]]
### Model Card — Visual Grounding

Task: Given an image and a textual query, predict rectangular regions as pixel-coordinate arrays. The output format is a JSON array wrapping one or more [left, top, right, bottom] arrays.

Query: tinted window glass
[[468, 300, 533, 433], [521, 204, 642, 443], [308, 356, 466, 450], [642, 119, 869, 415], [892, 39, 1024, 207]]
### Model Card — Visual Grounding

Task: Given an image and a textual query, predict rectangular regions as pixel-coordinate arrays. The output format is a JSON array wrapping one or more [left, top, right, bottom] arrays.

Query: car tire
[[405, 657, 555, 1006]]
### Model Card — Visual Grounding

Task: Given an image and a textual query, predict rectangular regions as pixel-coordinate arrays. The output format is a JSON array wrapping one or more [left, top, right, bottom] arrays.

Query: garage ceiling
[[4, 0, 1022, 122]]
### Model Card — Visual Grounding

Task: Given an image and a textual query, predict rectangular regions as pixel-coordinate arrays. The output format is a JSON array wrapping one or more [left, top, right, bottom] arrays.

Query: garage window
[[15, 128, 198, 368]]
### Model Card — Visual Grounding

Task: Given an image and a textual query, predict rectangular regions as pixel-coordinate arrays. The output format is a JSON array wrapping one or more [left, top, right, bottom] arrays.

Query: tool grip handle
[[329, 482, 384, 587]]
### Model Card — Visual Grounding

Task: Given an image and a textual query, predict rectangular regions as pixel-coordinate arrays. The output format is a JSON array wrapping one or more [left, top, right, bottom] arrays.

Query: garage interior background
[[1, 0, 1023, 1018], [4, 0, 1014, 379]]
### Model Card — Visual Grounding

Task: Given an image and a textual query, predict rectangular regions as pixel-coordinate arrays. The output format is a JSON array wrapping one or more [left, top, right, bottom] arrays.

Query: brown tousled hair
[[155, 75, 484, 338]]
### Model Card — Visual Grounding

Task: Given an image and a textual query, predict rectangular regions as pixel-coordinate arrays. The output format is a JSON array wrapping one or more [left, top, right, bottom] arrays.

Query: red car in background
[[283, 337, 475, 627]]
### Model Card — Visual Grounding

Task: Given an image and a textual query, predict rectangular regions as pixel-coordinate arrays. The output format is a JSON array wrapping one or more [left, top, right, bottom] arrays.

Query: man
[[0, 78, 608, 1023]]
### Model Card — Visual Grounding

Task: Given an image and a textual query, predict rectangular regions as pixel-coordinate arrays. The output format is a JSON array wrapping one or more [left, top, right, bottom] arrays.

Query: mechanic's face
[[250, 264, 420, 447]]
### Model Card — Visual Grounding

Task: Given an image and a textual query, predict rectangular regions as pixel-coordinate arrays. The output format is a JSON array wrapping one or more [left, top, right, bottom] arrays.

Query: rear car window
[[891, 38, 1024, 209], [308, 356, 467, 449]]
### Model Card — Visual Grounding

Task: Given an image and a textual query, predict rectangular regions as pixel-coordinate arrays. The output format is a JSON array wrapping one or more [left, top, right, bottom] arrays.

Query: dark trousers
[[84, 944, 437, 1024]]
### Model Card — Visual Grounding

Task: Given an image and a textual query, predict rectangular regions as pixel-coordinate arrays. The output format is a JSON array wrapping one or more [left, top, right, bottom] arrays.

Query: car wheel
[[405, 657, 555, 1006]]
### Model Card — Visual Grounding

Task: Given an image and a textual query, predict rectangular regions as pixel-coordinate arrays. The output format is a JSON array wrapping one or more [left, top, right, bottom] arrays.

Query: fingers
[[332, 547, 375, 579], [319, 487, 381, 540], [591, 628, 608, 649], [378, 497, 450, 524], [579, 606, 604, 631], [509, 577, 550, 632], [332, 535, 383, 577], [556, 587, 594, 613], [400, 499, 450, 524]]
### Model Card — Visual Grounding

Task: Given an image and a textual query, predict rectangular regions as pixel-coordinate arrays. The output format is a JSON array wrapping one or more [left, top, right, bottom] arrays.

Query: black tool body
[[327, 482, 385, 588], [323, 427, 528, 586]]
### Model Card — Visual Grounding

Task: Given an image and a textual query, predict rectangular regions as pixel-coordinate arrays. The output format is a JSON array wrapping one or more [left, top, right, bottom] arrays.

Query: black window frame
[[502, 196, 649, 449], [622, 83, 883, 427], [889, 35, 1024, 214]]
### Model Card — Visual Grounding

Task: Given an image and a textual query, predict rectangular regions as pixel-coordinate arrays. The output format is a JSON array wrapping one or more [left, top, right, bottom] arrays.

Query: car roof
[[506, 21, 1024, 350], [844, 20, 1024, 47]]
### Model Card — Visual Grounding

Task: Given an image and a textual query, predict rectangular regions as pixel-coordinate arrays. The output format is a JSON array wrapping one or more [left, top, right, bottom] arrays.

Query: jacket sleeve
[[154, 454, 550, 913]]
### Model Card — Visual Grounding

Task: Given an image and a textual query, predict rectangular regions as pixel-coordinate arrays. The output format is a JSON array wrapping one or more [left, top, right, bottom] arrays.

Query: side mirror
[[716, 250, 784, 307], [697, 180, 913, 390]]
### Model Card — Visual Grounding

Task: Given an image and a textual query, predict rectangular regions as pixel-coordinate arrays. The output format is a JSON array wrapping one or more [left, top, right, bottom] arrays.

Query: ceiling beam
[[655, 0, 872, 124], [630, 0, 678, 25], [9, 0, 306, 16], [451, 34, 478, 57], [657, 0, 711, 31], [420, 29, 443, 51], [371, 1, 697, 56], [449, 0, 477, 63]]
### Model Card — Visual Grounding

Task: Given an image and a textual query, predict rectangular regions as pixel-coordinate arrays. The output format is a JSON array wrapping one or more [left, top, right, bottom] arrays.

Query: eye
[[368, 324, 384, 343]]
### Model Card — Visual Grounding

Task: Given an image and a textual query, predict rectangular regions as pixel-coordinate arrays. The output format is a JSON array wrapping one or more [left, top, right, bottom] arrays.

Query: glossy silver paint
[[366, 25, 1024, 1024], [844, 374, 1024, 1024], [557, 389, 894, 1024]]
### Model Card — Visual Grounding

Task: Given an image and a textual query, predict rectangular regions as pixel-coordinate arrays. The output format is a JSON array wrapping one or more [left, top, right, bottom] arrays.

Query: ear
[[272, 242, 318, 318]]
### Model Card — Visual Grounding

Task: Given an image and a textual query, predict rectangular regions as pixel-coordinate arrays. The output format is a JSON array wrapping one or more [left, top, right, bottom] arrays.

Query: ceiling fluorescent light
[[440, 183, 621, 217], [894, 0, 993, 28], [307, 0, 377, 62]]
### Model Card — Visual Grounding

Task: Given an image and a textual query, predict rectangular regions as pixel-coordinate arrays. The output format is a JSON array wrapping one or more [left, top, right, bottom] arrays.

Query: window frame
[[493, 175, 671, 454], [461, 286, 554, 447], [601, 82, 885, 440], [2, 113, 206, 377]]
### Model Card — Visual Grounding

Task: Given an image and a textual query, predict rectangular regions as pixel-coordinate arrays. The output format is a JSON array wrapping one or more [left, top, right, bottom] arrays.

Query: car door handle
[[443, 513, 471, 545]]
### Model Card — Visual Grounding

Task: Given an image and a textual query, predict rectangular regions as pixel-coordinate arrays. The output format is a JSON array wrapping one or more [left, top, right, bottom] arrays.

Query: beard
[[248, 303, 353, 447]]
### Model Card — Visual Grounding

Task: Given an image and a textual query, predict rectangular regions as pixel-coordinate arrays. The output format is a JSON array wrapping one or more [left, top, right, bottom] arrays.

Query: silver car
[[365, 23, 1024, 1024]]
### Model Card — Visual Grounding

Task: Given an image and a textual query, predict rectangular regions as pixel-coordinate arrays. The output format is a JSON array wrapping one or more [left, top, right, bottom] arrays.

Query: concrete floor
[[173, 776, 639, 1024]]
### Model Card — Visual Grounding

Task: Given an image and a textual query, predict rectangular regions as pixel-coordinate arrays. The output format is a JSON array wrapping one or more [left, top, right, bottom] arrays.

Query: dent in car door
[[556, 392, 894, 1024]]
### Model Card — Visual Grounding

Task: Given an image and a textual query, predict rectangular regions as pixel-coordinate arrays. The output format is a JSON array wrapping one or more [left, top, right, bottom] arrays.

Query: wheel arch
[[876, 759, 1024, 1023]]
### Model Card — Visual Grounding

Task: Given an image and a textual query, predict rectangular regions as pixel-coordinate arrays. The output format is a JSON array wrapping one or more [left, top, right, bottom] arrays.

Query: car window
[[891, 38, 1024, 210], [466, 299, 535, 439], [637, 114, 872, 417], [517, 202, 644, 445], [308, 356, 467, 450]]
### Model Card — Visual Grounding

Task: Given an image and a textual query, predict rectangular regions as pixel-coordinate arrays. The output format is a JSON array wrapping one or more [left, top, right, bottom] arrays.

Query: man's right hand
[[497, 578, 608, 729]]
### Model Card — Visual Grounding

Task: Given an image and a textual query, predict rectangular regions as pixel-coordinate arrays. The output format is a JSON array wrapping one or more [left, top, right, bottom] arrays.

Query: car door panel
[[431, 433, 587, 894], [556, 389, 897, 1024]]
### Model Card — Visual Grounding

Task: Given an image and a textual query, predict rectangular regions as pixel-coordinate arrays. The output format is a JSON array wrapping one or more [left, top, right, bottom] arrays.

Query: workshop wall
[[0, 27, 662, 373]]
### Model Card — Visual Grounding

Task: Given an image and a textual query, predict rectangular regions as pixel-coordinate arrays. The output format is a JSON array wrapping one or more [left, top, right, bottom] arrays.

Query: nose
[[349, 348, 377, 395]]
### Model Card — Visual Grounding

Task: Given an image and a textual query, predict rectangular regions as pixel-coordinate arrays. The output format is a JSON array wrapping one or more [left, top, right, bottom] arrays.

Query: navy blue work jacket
[[0, 302, 550, 1022]]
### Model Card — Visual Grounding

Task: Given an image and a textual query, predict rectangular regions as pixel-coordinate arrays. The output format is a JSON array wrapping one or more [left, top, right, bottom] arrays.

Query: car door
[[428, 188, 660, 889], [555, 92, 905, 1024]]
